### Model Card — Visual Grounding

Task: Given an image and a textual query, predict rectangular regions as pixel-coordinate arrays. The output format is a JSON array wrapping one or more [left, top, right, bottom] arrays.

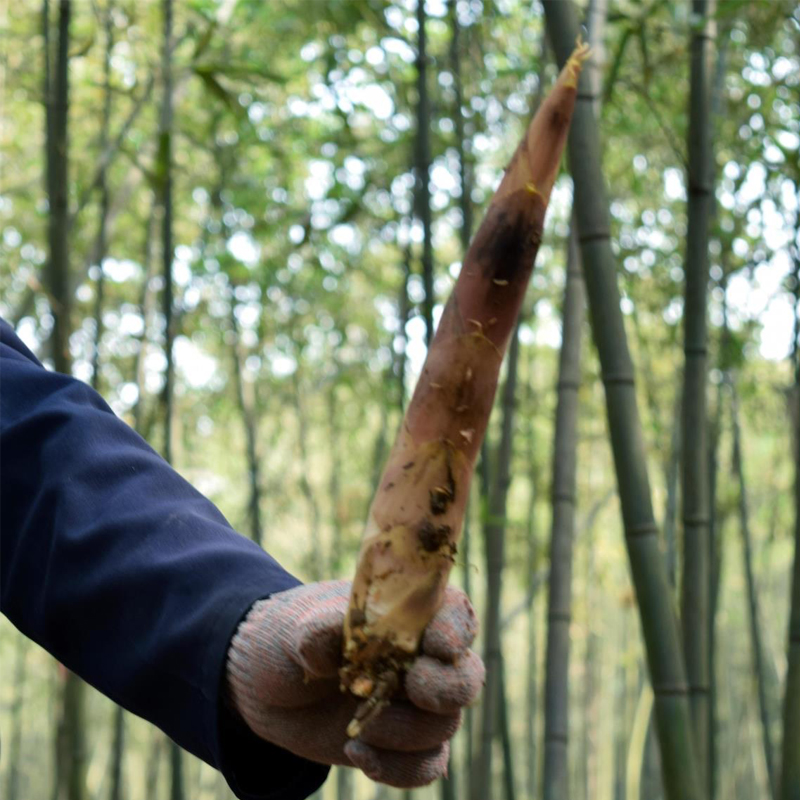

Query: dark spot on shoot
[[429, 487, 451, 515], [445, 458, 456, 501], [473, 199, 544, 284], [403, 461, 415, 470], [429, 455, 457, 515], [417, 520, 452, 552]]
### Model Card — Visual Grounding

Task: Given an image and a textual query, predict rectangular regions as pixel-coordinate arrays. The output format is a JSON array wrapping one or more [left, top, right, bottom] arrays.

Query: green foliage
[[0, 1, 798, 799]]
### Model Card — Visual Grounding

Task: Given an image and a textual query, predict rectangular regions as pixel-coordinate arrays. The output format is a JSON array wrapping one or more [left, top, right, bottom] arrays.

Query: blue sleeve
[[0, 319, 329, 800]]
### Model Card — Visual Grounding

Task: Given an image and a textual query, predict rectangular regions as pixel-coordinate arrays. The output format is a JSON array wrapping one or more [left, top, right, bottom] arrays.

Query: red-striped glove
[[225, 579, 484, 788]]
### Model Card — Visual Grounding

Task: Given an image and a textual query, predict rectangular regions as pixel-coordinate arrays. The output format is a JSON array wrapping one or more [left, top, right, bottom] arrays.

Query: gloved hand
[[225, 579, 484, 788]]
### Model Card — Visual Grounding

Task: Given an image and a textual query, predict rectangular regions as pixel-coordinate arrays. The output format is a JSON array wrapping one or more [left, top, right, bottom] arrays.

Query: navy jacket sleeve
[[0, 319, 329, 800]]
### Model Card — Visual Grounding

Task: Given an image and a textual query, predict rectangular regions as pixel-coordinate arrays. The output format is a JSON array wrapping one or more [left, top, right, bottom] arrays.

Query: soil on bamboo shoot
[[341, 42, 590, 737]]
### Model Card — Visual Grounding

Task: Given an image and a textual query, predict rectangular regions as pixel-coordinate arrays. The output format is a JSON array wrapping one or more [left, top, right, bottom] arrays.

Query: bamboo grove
[[1, 1, 799, 800]]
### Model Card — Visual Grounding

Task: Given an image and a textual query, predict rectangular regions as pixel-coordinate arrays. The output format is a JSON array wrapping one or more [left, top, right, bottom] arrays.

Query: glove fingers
[[358, 701, 461, 752], [421, 586, 479, 661], [405, 651, 485, 714], [344, 739, 449, 788]]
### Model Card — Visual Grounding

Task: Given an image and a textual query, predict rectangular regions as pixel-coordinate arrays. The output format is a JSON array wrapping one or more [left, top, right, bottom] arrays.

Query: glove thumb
[[289, 605, 346, 679]]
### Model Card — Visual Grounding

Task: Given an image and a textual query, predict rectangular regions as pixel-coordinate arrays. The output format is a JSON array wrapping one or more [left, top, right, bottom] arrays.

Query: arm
[[0, 319, 329, 800]]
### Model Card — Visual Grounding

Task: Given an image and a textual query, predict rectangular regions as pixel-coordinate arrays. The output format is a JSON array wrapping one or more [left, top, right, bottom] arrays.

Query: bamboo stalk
[[542, 3, 703, 798], [415, 0, 434, 345], [541, 1, 604, 795], [730, 380, 778, 798], [779, 256, 800, 800], [680, 2, 717, 786], [44, 0, 72, 375], [542, 230, 584, 800], [90, 0, 114, 393], [450, 3, 474, 787], [5, 637, 28, 800], [475, 323, 522, 800]]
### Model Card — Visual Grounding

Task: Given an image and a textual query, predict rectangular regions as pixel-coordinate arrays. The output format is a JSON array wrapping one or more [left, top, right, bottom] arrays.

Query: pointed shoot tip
[[563, 37, 592, 88]]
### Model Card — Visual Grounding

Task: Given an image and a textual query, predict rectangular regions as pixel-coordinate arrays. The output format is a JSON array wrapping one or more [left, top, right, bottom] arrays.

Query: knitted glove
[[225, 580, 484, 788]]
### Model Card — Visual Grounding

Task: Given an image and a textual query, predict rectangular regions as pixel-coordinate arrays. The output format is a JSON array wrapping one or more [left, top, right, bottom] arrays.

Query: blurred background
[[0, 1, 798, 799]]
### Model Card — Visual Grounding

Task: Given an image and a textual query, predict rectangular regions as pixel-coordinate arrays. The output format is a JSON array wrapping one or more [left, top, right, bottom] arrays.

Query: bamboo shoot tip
[[564, 38, 592, 88]]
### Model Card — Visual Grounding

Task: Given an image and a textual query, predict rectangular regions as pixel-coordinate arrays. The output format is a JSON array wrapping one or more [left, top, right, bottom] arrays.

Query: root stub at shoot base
[[341, 42, 587, 738], [341, 665, 402, 739]]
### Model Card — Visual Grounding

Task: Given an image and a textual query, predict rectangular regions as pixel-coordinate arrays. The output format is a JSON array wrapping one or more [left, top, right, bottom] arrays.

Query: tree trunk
[[395, 246, 412, 413], [613, 616, 628, 800], [209, 138, 265, 549], [45, 5, 88, 799], [780, 425, 800, 800], [708, 377, 724, 800], [229, 301, 263, 547], [91, 1, 114, 392], [370, 247, 412, 500], [542, 0, 605, 791], [372, 785, 391, 800], [582, 527, 600, 800], [449, 8, 473, 790], [498, 654, 516, 800], [627, 678, 657, 800], [472, 325, 521, 800], [145, 732, 163, 800], [779, 226, 800, 800], [293, 371, 323, 581], [158, 0, 175, 465], [415, 0, 434, 345], [132, 204, 156, 435], [731, 380, 777, 798], [542, 229, 585, 800], [328, 383, 345, 575], [45, 0, 71, 374], [524, 346, 540, 800], [55, 668, 87, 800], [664, 391, 681, 589], [525, 551, 539, 798], [680, 3, 717, 790], [543, 3, 703, 799], [157, 1, 183, 795], [169, 737, 184, 800], [449, 0, 472, 250], [335, 767, 354, 800], [631, 311, 681, 594], [108, 705, 125, 800], [6, 637, 28, 800]]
